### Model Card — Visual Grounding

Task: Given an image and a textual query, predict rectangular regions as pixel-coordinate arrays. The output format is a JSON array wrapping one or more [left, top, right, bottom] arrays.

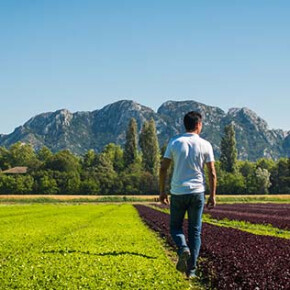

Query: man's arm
[[159, 158, 171, 205], [206, 161, 217, 209]]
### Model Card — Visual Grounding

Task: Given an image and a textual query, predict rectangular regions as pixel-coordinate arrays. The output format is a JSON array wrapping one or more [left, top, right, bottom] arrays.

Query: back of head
[[184, 111, 202, 132]]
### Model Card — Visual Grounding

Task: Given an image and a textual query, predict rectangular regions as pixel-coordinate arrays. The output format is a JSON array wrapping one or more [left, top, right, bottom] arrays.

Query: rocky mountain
[[0, 100, 289, 160]]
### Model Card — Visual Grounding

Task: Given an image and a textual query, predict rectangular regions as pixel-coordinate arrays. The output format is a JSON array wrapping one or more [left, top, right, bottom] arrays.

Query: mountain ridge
[[0, 99, 289, 161]]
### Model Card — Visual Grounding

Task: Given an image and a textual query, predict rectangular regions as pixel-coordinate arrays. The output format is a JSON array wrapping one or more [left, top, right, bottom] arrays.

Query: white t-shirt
[[164, 133, 215, 195]]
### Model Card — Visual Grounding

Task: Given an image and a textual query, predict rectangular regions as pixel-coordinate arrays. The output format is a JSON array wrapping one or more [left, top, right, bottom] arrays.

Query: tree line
[[0, 119, 289, 195], [215, 123, 289, 194]]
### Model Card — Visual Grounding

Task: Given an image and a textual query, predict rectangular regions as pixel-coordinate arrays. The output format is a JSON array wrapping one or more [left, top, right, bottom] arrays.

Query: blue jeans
[[170, 193, 205, 270]]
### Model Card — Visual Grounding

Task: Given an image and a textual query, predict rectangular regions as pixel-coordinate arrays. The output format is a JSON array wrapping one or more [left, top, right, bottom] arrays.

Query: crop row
[[151, 202, 290, 214], [151, 203, 290, 230], [203, 212, 289, 230], [205, 203, 290, 217], [203, 203, 290, 230], [134, 204, 290, 289]]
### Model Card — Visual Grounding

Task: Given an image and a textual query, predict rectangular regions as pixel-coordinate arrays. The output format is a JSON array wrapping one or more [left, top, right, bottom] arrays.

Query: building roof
[[2, 167, 28, 174]]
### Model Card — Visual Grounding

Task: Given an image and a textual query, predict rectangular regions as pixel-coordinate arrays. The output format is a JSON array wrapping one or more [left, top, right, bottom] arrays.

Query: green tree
[[52, 171, 80, 194], [124, 118, 138, 168], [0, 147, 10, 170], [82, 149, 97, 169], [139, 119, 160, 176], [238, 160, 255, 178], [220, 123, 238, 173], [93, 153, 118, 194], [139, 171, 159, 194], [0, 174, 34, 194], [9, 142, 40, 169], [81, 152, 119, 195], [271, 158, 290, 194], [43, 150, 81, 194], [246, 167, 271, 194], [119, 171, 141, 195], [103, 143, 124, 172], [217, 171, 246, 194], [44, 150, 80, 172], [255, 167, 271, 194], [79, 179, 100, 195], [255, 158, 276, 172], [0, 175, 16, 194], [37, 146, 53, 162], [36, 172, 58, 194], [81, 150, 117, 195]]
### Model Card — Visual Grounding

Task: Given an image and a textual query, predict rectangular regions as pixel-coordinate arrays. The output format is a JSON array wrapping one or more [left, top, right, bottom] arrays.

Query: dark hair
[[184, 111, 202, 131]]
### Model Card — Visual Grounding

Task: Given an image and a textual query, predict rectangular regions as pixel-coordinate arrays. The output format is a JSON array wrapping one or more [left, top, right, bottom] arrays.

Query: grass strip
[[0, 196, 156, 203], [216, 195, 290, 204]]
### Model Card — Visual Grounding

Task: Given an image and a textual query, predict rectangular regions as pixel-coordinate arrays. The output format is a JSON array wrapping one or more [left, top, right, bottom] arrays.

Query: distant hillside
[[0, 100, 289, 161]]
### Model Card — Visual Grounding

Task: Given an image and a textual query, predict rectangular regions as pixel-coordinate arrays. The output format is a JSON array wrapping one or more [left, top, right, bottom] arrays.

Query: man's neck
[[186, 130, 199, 135]]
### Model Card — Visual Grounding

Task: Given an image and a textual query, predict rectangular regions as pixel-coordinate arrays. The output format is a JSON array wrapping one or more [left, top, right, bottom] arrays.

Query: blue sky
[[0, 0, 289, 134]]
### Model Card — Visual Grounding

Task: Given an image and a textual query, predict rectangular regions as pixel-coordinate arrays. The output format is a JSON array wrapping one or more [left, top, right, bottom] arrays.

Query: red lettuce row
[[135, 204, 290, 289], [151, 203, 290, 230], [204, 203, 290, 230], [205, 203, 290, 217], [211, 203, 290, 213]]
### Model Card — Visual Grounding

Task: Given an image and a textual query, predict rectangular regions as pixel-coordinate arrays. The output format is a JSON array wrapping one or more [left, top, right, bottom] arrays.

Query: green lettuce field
[[0, 204, 192, 289]]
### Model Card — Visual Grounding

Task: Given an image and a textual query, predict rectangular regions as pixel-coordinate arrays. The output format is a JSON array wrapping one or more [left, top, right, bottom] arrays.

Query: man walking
[[159, 111, 217, 278]]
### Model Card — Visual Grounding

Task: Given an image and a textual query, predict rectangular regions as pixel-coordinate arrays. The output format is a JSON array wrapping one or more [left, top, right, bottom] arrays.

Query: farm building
[[1, 167, 28, 174]]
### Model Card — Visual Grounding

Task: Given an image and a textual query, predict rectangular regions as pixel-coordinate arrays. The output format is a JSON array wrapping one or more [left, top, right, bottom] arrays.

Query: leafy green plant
[[0, 204, 192, 289]]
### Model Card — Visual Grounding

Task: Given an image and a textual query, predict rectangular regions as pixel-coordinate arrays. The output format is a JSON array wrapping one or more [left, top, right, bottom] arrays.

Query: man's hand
[[159, 158, 171, 205], [206, 195, 216, 210], [206, 161, 217, 210], [159, 192, 169, 205]]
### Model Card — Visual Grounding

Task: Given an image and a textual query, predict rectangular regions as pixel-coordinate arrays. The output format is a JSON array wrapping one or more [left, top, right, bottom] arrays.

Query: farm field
[[136, 204, 290, 289], [1, 200, 289, 289], [0, 204, 193, 289]]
